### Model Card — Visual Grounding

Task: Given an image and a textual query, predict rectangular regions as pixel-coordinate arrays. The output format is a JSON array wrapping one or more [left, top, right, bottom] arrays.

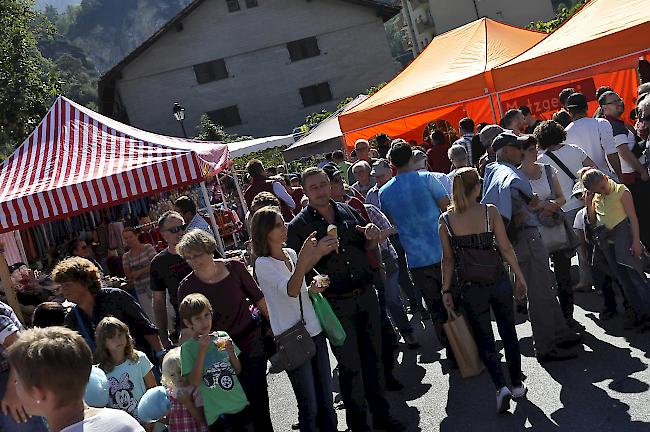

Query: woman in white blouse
[[251, 206, 338, 432]]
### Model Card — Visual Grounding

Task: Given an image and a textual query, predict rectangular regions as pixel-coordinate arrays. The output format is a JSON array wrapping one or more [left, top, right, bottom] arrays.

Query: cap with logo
[[370, 159, 391, 176], [491, 132, 532, 152]]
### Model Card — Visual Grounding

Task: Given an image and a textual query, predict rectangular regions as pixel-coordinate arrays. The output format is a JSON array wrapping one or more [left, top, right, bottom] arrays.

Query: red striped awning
[[0, 96, 231, 234]]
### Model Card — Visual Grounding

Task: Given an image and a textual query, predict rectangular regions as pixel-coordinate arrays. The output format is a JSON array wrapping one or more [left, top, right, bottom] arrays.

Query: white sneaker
[[511, 382, 528, 399], [496, 386, 512, 414]]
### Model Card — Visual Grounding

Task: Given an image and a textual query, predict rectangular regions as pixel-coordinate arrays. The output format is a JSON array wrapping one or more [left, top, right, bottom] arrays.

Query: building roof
[[97, 0, 400, 115]]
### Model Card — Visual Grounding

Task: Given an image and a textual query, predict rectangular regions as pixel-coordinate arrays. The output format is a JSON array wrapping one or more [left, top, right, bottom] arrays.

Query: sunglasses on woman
[[166, 224, 187, 234]]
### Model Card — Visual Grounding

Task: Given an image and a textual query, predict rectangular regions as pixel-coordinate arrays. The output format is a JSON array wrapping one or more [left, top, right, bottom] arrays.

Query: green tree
[[0, 0, 60, 160], [527, 0, 587, 33], [194, 114, 251, 143]]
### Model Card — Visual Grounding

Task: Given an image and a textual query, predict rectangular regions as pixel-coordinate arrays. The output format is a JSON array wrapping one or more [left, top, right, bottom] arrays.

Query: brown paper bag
[[443, 309, 484, 378]]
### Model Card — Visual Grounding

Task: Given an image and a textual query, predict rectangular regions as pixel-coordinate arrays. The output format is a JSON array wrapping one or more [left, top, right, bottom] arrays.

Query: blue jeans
[[286, 332, 337, 432], [384, 270, 412, 334], [0, 370, 48, 432], [600, 243, 650, 316], [460, 274, 522, 389]]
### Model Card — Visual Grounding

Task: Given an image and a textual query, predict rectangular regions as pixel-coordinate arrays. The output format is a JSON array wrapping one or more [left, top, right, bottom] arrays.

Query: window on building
[[245, 0, 258, 7], [300, 82, 332, 107], [193, 59, 228, 84], [226, 0, 240, 12], [208, 106, 242, 127], [286, 37, 320, 62]]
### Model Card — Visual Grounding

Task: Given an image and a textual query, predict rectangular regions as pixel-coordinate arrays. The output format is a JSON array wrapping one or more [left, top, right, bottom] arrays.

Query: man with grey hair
[[150, 211, 191, 349], [477, 124, 504, 176], [351, 160, 376, 197], [482, 132, 581, 362], [448, 144, 468, 172]]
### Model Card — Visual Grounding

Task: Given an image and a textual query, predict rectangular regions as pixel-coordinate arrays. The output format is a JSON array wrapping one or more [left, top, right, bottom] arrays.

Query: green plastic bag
[[309, 291, 346, 347]]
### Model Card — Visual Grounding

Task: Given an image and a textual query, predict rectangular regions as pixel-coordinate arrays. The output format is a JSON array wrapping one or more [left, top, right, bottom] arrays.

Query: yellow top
[[593, 179, 629, 229]]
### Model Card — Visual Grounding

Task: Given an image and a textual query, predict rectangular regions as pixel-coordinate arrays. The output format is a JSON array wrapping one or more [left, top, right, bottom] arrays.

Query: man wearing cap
[[477, 125, 504, 176], [482, 132, 582, 362], [565, 92, 622, 180], [379, 140, 452, 364]]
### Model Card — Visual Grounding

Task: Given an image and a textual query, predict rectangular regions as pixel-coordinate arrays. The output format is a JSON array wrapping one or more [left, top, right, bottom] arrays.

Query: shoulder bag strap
[[441, 213, 455, 236], [484, 205, 491, 232], [543, 164, 555, 200], [545, 150, 577, 182]]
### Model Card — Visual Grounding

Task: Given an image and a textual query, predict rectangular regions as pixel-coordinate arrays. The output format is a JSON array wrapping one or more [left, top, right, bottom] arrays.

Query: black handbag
[[269, 290, 316, 372], [442, 207, 503, 285]]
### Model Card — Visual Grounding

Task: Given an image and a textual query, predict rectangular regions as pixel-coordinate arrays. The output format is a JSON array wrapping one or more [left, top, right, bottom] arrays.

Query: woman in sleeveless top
[[520, 144, 582, 330], [439, 167, 528, 414]]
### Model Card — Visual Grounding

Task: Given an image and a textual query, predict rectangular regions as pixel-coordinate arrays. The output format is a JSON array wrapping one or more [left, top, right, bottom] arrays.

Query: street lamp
[[172, 102, 188, 138]]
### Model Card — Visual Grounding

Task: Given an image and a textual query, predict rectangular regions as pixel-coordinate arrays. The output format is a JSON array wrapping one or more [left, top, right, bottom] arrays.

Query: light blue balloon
[[84, 366, 109, 407], [137, 386, 170, 423]]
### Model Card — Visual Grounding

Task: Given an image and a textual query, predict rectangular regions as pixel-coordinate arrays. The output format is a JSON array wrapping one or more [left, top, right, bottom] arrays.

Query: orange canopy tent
[[339, 18, 547, 147], [491, 0, 650, 122]]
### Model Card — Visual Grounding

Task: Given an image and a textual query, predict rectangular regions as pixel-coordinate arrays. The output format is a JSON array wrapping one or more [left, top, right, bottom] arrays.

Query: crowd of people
[[1, 82, 650, 432]]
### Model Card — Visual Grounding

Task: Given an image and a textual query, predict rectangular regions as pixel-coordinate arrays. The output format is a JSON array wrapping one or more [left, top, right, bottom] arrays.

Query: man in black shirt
[[287, 167, 406, 432], [150, 211, 192, 349]]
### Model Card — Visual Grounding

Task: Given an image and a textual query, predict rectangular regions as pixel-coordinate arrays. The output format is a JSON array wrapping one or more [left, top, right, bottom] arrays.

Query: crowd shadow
[[541, 331, 649, 431]]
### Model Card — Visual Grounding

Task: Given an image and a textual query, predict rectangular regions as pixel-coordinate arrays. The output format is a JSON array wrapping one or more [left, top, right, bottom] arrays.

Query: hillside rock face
[[35, 0, 80, 11], [65, 0, 190, 73]]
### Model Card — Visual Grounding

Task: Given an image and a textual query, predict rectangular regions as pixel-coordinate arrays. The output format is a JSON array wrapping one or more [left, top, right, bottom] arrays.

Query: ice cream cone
[[327, 224, 339, 253]]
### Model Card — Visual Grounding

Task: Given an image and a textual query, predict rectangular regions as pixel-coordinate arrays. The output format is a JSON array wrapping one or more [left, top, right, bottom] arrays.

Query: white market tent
[[227, 134, 295, 158], [283, 95, 368, 161]]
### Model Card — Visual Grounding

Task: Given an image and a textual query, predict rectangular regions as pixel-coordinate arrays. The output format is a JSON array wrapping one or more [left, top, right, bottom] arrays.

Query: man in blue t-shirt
[[379, 140, 450, 357]]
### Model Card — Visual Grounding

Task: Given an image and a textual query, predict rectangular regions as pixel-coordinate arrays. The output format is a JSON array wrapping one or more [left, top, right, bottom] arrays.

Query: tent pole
[[488, 95, 498, 123], [0, 246, 25, 325], [230, 167, 249, 215], [200, 181, 226, 257], [495, 92, 504, 119]]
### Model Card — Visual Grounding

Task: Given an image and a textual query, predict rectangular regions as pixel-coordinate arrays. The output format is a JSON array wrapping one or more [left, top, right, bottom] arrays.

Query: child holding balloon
[[95, 317, 157, 430]]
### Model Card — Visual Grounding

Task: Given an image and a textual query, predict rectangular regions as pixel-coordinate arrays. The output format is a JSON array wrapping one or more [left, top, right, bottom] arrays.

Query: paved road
[[267, 288, 650, 431]]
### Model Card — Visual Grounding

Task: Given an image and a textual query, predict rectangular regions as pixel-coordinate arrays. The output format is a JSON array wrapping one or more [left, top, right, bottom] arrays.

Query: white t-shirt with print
[[61, 407, 144, 432], [255, 248, 322, 337], [104, 350, 153, 420], [573, 207, 587, 231], [614, 128, 645, 174], [537, 144, 588, 212], [565, 117, 617, 177]]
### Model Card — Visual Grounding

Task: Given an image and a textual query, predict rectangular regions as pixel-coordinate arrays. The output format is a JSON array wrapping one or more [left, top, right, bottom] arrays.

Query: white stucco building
[[98, 0, 401, 138]]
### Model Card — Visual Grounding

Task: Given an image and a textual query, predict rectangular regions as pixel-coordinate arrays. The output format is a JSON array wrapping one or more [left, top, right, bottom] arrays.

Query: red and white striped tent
[[0, 96, 232, 234]]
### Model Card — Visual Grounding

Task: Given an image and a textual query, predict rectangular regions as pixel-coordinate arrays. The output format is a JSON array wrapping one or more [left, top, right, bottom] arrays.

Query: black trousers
[[238, 348, 274, 432], [550, 250, 574, 320], [409, 264, 450, 353], [373, 270, 399, 379], [327, 287, 391, 431]]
